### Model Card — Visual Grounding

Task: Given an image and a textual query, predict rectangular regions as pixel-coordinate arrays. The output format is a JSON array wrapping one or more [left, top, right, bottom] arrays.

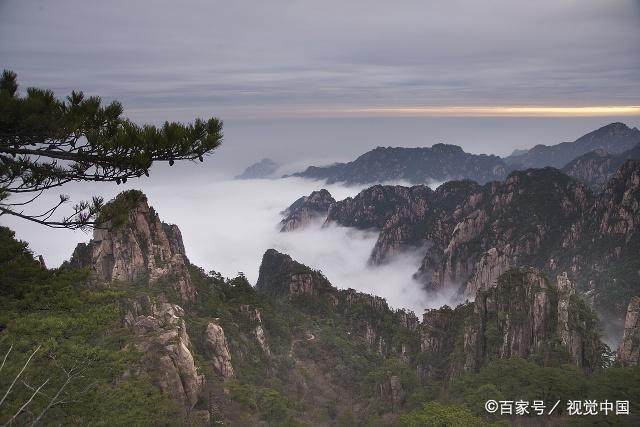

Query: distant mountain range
[[289, 122, 640, 188], [562, 142, 640, 189], [505, 122, 640, 169], [235, 158, 279, 179], [290, 143, 509, 185]]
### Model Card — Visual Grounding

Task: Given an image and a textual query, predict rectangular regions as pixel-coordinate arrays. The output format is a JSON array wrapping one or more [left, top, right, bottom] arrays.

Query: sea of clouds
[[2, 174, 458, 315]]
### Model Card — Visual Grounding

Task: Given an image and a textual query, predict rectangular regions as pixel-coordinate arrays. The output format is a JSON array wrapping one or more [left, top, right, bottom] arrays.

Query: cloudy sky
[[2, 0, 640, 171]]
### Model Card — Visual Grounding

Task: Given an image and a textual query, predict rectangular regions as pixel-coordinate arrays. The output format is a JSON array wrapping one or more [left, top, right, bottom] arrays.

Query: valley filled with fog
[[3, 175, 454, 314]]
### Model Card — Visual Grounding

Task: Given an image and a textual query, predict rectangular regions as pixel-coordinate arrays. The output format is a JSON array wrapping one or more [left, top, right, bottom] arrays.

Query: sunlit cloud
[[242, 105, 640, 119]]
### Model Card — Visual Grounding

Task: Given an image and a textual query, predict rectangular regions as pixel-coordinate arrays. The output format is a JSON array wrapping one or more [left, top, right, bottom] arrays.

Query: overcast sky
[[1, 0, 639, 171]]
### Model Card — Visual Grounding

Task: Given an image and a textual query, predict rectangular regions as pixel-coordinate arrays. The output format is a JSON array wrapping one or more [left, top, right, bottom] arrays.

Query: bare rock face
[[618, 297, 640, 366], [203, 322, 235, 379], [123, 295, 204, 411], [280, 189, 335, 231], [593, 159, 640, 239], [239, 305, 271, 356], [70, 190, 196, 303], [464, 247, 511, 298], [556, 272, 574, 349], [463, 268, 600, 373]]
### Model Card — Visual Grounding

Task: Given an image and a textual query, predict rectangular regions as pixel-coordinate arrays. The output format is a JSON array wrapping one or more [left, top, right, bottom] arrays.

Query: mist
[[1, 175, 456, 315]]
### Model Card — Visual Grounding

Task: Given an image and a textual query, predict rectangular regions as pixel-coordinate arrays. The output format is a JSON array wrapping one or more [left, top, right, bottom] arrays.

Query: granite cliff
[[69, 190, 196, 304], [279, 189, 335, 231]]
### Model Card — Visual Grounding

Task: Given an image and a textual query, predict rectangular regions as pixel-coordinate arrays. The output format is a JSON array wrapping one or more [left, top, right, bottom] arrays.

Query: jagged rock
[[123, 295, 204, 411], [239, 305, 271, 356], [69, 190, 196, 303], [464, 247, 511, 297], [618, 297, 640, 366], [291, 143, 509, 185], [256, 249, 334, 298], [280, 189, 335, 231], [556, 272, 574, 348], [343, 288, 388, 311], [558, 159, 640, 331], [463, 268, 600, 373], [594, 159, 640, 238], [204, 322, 235, 379]]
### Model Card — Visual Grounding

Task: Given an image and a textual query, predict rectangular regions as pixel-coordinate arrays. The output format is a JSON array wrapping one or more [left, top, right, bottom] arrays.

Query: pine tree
[[0, 70, 223, 228]]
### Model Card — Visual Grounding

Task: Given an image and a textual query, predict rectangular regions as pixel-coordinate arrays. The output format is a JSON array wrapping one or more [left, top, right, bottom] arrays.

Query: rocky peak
[[69, 190, 196, 303], [280, 189, 335, 231], [255, 249, 334, 298], [617, 296, 640, 366]]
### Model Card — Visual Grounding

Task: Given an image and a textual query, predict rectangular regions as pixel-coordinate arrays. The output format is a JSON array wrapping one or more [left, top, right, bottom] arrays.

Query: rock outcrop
[[239, 305, 271, 356], [256, 249, 335, 298], [280, 189, 335, 231], [123, 295, 204, 411], [462, 268, 600, 373], [69, 190, 196, 303], [617, 297, 640, 367], [203, 322, 235, 378]]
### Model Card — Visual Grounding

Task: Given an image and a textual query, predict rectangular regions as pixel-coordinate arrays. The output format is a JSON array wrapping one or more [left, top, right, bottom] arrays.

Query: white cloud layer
[[2, 176, 457, 315]]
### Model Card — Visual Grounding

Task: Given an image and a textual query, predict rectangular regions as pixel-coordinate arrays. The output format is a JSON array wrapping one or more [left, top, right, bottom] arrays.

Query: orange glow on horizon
[[335, 105, 640, 117]]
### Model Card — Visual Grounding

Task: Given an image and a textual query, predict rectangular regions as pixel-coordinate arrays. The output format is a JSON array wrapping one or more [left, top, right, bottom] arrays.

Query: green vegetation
[[0, 226, 178, 425], [1, 222, 637, 425], [449, 358, 640, 424], [399, 401, 491, 426]]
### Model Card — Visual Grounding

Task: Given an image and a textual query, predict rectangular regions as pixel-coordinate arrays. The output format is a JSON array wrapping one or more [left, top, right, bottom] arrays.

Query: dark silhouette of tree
[[0, 70, 223, 229]]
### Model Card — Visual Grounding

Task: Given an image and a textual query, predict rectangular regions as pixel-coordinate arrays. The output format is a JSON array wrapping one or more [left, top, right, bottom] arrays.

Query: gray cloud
[[1, 0, 639, 121], [1, 1, 639, 183]]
